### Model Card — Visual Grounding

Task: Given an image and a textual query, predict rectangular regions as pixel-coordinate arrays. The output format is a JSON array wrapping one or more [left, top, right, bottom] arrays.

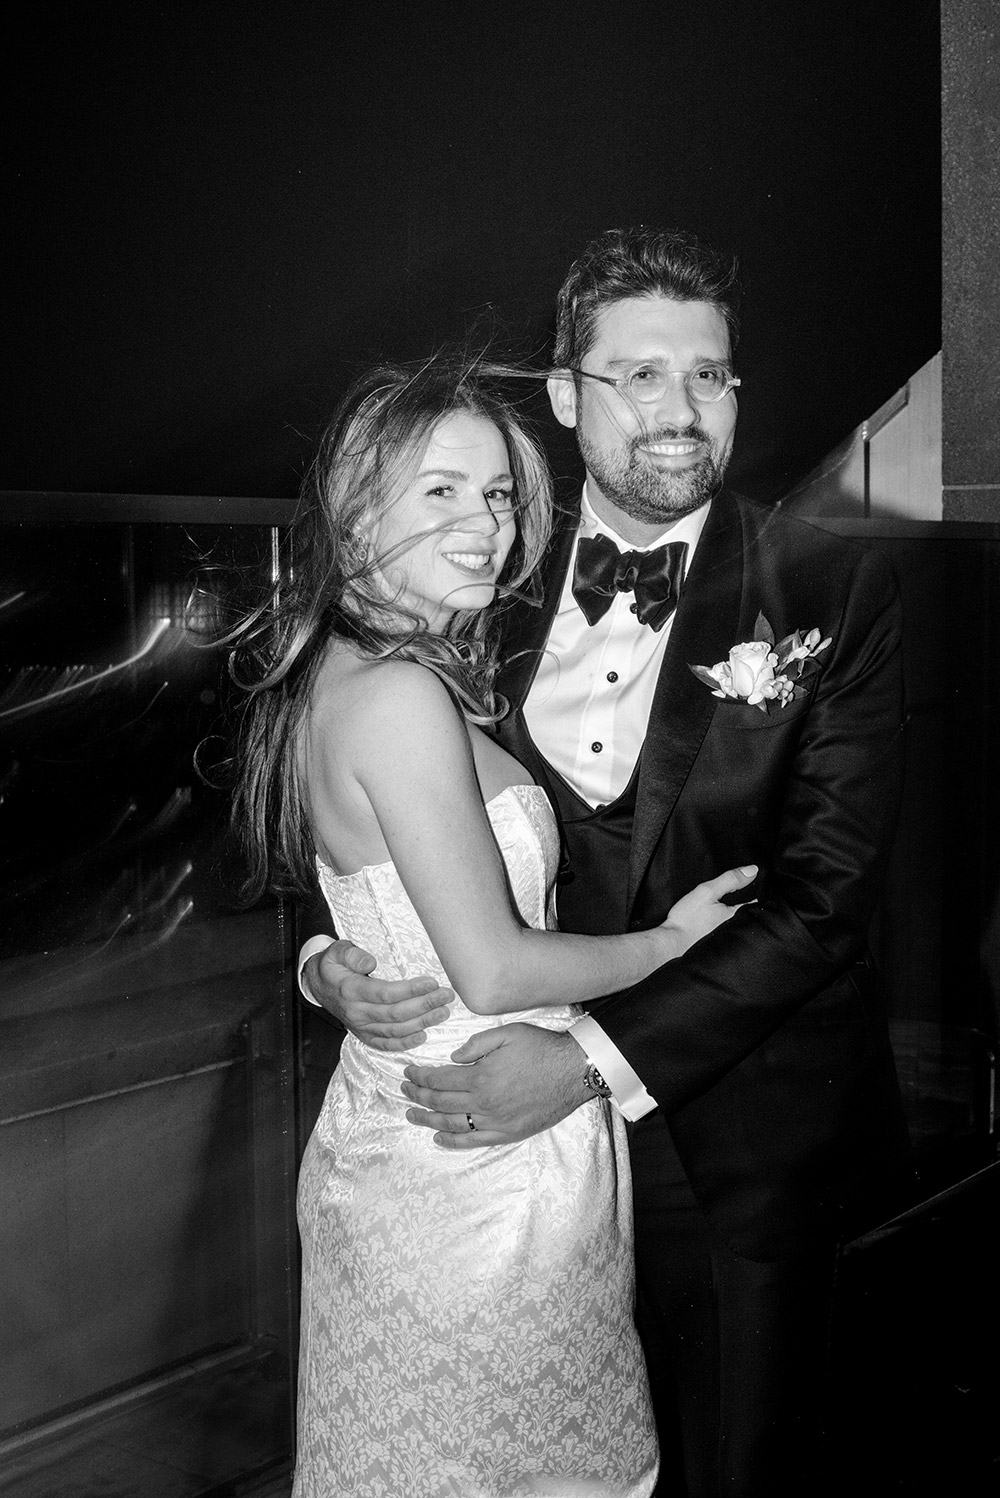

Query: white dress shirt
[[524, 487, 708, 808], [522, 487, 709, 1119]]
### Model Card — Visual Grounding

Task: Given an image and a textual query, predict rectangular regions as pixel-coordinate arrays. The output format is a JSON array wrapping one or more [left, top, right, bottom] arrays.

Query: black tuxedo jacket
[[496, 487, 910, 1259]]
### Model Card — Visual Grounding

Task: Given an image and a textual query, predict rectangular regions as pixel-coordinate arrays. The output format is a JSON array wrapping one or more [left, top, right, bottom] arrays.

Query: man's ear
[[547, 373, 578, 429]]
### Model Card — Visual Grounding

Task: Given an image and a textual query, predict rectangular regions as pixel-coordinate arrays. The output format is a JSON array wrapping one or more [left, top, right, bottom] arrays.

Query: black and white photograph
[[2, 3, 996, 1495]]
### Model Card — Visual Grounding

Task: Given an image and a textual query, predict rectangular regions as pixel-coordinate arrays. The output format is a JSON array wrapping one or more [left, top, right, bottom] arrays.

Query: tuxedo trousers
[[629, 1115, 838, 1498]]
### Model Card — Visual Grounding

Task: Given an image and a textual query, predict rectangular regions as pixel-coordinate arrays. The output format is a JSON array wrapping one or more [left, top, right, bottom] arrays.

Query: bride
[[230, 356, 753, 1498]]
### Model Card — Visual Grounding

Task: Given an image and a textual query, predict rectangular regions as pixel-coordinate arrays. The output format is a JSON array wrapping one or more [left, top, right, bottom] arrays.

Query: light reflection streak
[[0, 618, 173, 722], [154, 896, 196, 944], [143, 786, 192, 837], [1, 786, 193, 913], [3, 896, 197, 1014], [140, 862, 195, 924], [98, 678, 171, 738]]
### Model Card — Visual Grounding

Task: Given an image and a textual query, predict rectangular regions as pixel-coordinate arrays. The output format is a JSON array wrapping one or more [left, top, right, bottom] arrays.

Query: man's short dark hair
[[553, 226, 741, 369]]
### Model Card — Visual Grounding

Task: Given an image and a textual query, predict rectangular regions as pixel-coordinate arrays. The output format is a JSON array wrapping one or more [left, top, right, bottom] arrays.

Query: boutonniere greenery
[[690, 613, 832, 713]]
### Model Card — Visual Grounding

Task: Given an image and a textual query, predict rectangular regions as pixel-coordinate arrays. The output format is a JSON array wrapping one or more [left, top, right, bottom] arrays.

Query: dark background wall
[[943, 0, 1000, 518], [5, 1, 940, 503]]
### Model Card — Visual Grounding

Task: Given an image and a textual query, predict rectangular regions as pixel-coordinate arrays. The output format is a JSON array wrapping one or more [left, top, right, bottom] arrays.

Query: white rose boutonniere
[[690, 613, 832, 714]]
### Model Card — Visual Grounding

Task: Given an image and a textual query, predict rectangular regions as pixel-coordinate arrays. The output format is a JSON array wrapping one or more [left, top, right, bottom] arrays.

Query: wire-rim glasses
[[563, 361, 741, 405]]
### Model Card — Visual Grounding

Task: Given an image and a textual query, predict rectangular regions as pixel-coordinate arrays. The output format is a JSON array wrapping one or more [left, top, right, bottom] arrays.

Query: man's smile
[[639, 438, 704, 460]]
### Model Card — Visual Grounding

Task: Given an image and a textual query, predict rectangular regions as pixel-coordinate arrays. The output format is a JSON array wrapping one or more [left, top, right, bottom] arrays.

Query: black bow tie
[[572, 533, 687, 631]]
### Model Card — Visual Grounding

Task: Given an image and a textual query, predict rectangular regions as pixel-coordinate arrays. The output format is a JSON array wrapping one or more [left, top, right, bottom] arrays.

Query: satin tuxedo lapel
[[497, 491, 747, 910], [627, 491, 745, 909]]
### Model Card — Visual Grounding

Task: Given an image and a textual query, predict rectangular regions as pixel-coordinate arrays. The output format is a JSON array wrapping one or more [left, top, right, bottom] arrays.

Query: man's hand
[[305, 940, 452, 1052], [401, 1023, 588, 1148]]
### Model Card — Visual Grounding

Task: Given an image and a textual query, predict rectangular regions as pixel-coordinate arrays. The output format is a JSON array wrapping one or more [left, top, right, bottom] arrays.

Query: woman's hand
[[661, 865, 758, 957]]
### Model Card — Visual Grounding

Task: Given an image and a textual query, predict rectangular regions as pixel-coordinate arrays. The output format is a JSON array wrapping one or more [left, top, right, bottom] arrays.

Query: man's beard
[[578, 423, 730, 525]]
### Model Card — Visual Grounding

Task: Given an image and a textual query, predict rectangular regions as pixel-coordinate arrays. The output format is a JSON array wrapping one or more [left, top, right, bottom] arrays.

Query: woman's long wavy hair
[[228, 354, 553, 903]]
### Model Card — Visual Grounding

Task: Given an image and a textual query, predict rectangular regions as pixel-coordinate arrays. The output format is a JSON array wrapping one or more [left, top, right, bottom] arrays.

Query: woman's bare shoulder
[[311, 646, 457, 743]]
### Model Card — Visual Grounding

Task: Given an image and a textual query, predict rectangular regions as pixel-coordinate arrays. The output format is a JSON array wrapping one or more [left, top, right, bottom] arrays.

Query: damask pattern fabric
[[294, 784, 657, 1498]]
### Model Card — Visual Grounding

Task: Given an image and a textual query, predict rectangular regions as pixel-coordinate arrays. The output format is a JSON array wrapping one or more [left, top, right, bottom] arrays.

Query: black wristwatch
[[583, 1062, 612, 1100]]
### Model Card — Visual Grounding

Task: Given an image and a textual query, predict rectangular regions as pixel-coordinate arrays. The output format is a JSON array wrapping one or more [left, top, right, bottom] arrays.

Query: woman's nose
[[459, 494, 501, 532]]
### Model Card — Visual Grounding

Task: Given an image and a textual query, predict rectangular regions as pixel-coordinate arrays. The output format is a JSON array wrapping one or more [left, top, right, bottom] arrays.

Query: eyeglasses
[[563, 361, 741, 406]]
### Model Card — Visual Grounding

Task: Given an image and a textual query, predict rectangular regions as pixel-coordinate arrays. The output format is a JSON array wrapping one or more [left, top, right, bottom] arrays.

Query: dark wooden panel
[[2, 1068, 250, 1425], [0, 506, 299, 1494]]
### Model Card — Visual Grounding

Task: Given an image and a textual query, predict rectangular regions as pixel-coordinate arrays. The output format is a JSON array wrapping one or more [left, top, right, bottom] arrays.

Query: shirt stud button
[[629, 602, 638, 614], [607, 671, 619, 683], [591, 741, 603, 754]]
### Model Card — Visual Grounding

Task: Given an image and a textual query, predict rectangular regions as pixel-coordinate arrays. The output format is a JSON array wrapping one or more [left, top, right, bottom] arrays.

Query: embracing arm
[[590, 545, 905, 1112], [299, 934, 455, 1051], [403, 545, 904, 1148], [315, 663, 741, 1018]]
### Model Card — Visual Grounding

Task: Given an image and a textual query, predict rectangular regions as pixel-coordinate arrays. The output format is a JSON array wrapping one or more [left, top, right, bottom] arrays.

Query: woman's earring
[[344, 535, 370, 573]]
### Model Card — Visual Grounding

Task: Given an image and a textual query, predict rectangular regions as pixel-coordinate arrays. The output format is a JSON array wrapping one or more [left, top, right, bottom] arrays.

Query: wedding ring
[[466, 1112, 477, 1132]]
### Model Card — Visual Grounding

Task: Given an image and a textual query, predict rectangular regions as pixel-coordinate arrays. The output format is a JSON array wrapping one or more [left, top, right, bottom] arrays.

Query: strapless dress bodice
[[315, 782, 575, 1078]]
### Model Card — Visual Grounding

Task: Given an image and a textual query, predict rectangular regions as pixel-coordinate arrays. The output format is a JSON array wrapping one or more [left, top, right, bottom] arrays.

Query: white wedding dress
[[293, 783, 657, 1498]]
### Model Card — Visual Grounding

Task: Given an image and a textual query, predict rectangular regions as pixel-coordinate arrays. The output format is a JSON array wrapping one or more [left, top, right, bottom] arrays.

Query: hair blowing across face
[[553, 226, 741, 371], [226, 354, 553, 902]]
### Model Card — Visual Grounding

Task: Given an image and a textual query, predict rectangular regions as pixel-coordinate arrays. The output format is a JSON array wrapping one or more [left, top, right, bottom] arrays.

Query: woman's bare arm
[[309, 661, 749, 1016]]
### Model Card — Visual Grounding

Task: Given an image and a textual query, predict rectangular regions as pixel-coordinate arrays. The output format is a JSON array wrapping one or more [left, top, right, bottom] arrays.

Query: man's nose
[[648, 372, 698, 429]]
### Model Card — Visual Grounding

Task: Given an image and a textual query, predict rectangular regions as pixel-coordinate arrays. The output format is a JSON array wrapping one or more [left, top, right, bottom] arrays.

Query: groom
[[301, 227, 910, 1496]]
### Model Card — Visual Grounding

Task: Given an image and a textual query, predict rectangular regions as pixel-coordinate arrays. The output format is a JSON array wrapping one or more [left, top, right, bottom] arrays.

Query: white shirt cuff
[[569, 1013, 657, 1121], [298, 934, 335, 1007]]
